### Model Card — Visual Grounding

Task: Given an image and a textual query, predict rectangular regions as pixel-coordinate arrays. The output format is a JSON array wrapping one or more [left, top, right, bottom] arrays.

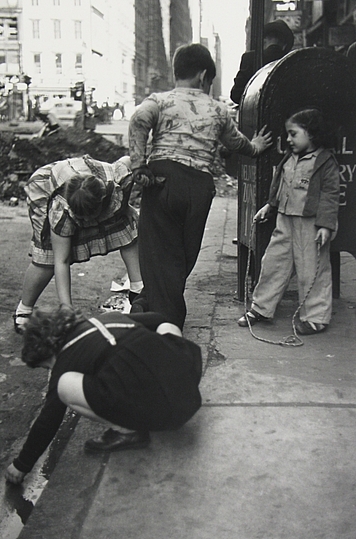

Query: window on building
[[55, 53, 62, 74], [0, 19, 4, 38], [34, 53, 41, 73], [75, 53, 82, 73], [7, 49, 18, 65], [32, 0, 39, 5], [0, 54, 5, 65], [74, 20, 82, 39], [54, 19, 61, 39], [137, 59, 142, 79], [8, 19, 18, 40], [53, 0, 60, 5], [123, 82, 127, 93], [74, 0, 81, 5], [32, 20, 40, 39]]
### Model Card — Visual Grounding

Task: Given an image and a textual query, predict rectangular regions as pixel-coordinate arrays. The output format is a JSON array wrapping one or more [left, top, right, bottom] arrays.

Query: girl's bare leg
[[21, 263, 54, 307], [15, 264, 54, 331], [57, 372, 134, 431], [120, 242, 142, 284]]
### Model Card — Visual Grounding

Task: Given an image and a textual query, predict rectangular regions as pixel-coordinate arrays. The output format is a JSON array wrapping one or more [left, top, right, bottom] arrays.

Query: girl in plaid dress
[[14, 155, 142, 333]]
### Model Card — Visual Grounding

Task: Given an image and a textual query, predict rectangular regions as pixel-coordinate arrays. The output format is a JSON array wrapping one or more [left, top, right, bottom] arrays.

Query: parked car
[[48, 99, 82, 125]]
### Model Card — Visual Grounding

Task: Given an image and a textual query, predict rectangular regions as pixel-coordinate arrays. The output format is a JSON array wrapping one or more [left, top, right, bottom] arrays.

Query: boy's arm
[[220, 112, 272, 157], [129, 98, 159, 170]]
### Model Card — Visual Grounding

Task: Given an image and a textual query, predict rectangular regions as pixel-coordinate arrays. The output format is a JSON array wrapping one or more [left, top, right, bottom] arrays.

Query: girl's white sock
[[16, 301, 33, 316], [15, 301, 33, 328], [129, 281, 143, 294]]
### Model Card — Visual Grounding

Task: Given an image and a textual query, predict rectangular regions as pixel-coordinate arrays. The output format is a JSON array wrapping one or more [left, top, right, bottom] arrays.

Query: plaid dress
[[25, 155, 138, 267]]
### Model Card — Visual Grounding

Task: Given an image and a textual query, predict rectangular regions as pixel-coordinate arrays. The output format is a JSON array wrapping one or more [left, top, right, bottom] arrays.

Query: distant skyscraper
[[170, 0, 192, 60], [134, 0, 192, 104]]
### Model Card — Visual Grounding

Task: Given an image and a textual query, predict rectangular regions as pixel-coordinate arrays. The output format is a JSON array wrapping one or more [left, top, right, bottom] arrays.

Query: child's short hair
[[287, 108, 325, 148], [63, 174, 106, 218], [173, 43, 216, 83]]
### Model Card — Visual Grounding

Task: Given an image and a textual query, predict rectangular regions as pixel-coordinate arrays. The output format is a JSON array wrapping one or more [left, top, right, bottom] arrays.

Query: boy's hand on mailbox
[[251, 125, 273, 154]]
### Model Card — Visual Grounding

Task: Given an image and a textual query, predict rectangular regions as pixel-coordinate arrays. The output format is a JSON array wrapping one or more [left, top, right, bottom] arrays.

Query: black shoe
[[238, 309, 268, 327], [130, 297, 149, 313], [84, 428, 150, 453], [295, 321, 327, 335], [13, 313, 32, 335], [128, 291, 139, 305]]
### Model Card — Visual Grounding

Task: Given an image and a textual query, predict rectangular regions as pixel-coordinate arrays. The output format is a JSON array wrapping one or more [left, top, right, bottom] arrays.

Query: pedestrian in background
[[230, 19, 294, 105], [238, 108, 340, 335], [14, 155, 143, 333], [5, 305, 202, 484], [129, 42, 272, 329]]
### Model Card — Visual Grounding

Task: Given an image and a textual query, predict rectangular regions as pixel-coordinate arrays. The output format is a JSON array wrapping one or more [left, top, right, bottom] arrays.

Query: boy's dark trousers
[[137, 160, 216, 329]]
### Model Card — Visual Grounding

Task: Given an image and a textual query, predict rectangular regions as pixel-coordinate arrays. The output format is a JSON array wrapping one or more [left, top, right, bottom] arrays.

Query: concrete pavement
[[9, 195, 356, 538], [95, 119, 130, 147]]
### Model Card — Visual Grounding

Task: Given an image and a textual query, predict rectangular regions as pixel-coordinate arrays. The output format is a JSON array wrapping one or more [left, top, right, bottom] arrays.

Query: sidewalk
[[95, 119, 129, 147], [17, 195, 356, 539]]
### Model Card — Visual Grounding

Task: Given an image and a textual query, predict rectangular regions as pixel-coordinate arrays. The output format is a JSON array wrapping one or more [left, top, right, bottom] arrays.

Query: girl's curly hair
[[22, 305, 86, 368]]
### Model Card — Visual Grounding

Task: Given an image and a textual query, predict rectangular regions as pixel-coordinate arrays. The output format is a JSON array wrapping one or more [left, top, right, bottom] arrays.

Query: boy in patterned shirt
[[129, 43, 272, 329]]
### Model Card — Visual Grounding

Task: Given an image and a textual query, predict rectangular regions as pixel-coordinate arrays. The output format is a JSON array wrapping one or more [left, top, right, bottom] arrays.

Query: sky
[[190, 0, 250, 97]]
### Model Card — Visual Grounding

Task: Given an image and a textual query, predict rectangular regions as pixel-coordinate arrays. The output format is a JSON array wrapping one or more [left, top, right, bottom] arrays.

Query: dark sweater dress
[[14, 312, 202, 473]]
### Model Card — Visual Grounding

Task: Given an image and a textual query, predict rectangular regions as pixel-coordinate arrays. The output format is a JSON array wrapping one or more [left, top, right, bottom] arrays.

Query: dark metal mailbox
[[237, 47, 356, 300]]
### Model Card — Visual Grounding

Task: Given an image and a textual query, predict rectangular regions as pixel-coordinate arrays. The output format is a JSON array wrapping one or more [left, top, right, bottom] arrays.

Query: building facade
[[0, 0, 257, 120], [0, 0, 136, 110], [263, 0, 356, 51], [134, 0, 193, 105]]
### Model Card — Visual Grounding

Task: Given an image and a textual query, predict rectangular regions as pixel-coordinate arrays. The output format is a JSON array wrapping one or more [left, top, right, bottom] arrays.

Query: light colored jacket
[[268, 149, 340, 231]]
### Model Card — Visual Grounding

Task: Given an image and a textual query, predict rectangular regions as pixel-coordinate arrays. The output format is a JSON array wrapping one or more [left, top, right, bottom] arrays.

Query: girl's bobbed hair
[[63, 174, 106, 218], [22, 305, 86, 368], [287, 107, 325, 148]]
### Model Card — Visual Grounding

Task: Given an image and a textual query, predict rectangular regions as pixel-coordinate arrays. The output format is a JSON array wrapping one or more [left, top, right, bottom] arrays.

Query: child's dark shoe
[[130, 296, 149, 313], [13, 313, 32, 335], [296, 321, 327, 335], [238, 309, 268, 327]]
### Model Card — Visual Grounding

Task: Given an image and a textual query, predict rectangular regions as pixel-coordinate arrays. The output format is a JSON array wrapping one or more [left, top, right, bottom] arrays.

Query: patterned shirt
[[25, 155, 132, 237], [129, 88, 257, 174]]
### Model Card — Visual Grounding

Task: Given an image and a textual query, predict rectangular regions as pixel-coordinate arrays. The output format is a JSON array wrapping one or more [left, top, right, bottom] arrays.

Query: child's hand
[[132, 166, 156, 187], [5, 463, 26, 485], [315, 227, 331, 247], [124, 205, 139, 229], [253, 203, 271, 223], [251, 125, 273, 154]]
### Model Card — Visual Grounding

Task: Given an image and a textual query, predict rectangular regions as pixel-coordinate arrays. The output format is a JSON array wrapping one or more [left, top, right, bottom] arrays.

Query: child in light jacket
[[238, 108, 340, 335]]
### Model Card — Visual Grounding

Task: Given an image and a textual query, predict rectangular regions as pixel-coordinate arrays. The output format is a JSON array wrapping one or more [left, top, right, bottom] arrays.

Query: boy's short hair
[[173, 43, 216, 83]]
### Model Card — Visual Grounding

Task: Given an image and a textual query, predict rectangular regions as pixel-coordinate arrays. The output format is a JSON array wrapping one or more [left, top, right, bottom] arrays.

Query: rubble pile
[[0, 127, 143, 205], [0, 125, 237, 205]]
